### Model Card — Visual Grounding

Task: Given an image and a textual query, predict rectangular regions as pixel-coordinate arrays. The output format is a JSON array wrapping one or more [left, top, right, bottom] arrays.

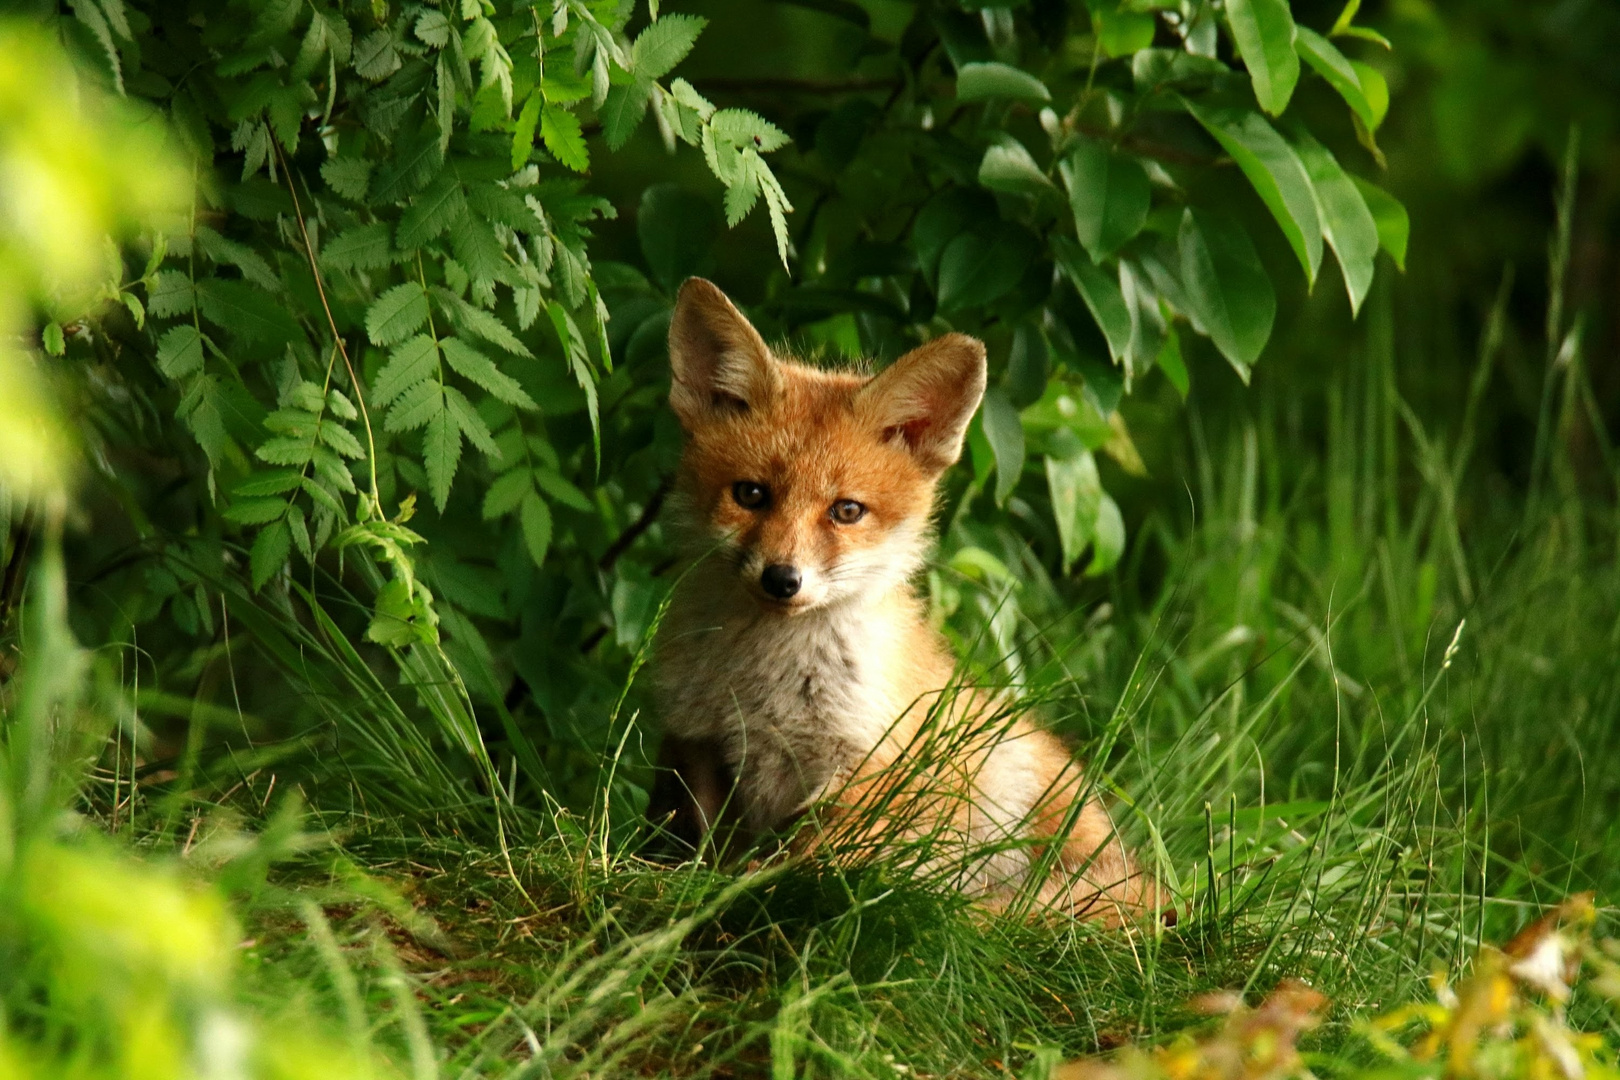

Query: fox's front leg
[[647, 733, 737, 856]]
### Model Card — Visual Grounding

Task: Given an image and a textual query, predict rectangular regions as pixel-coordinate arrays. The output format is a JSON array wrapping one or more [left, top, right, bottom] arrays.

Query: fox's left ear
[[857, 333, 987, 473]]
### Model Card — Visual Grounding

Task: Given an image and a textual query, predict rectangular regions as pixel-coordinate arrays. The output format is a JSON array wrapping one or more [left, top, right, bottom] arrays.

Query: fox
[[648, 278, 1144, 923]]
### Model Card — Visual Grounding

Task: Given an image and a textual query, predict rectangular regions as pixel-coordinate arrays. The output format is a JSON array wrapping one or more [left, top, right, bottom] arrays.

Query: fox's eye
[[732, 481, 769, 509], [830, 499, 866, 525]]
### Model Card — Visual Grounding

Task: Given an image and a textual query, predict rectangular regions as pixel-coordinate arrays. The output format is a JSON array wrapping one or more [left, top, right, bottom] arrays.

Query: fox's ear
[[668, 278, 779, 428], [857, 333, 987, 473]]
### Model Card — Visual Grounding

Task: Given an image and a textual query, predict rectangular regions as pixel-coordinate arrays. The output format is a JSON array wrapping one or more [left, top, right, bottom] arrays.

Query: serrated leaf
[[235, 469, 304, 496], [415, 9, 450, 47], [482, 468, 531, 519], [1184, 101, 1322, 286], [319, 421, 366, 459], [445, 385, 498, 457], [1294, 132, 1379, 316], [156, 324, 205, 379], [224, 497, 289, 525], [519, 489, 551, 567], [320, 223, 393, 271], [423, 408, 462, 512], [533, 467, 592, 511], [1059, 138, 1150, 260], [353, 29, 401, 81], [512, 91, 541, 171], [321, 155, 372, 201], [541, 103, 589, 173], [1053, 237, 1132, 367], [147, 270, 195, 318], [441, 336, 537, 409], [366, 282, 430, 345], [370, 131, 443, 204], [981, 387, 1025, 506], [632, 13, 706, 81], [1226, 0, 1299, 116], [373, 335, 439, 405], [250, 518, 291, 590], [955, 61, 1050, 104], [1352, 177, 1409, 272], [385, 379, 445, 433], [1295, 27, 1377, 132], [397, 173, 467, 249], [723, 148, 762, 226], [438, 290, 532, 357], [710, 109, 790, 154], [256, 436, 316, 466], [196, 278, 302, 342], [601, 78, 652, 152], [1178, 207, 1275, 380]]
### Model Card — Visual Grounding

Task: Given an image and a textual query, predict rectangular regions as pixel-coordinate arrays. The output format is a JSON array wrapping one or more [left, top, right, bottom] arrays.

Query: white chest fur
[[654, 590, 909, 833]]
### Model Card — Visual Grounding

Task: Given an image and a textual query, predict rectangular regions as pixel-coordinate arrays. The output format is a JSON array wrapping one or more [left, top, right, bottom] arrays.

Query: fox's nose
[[760, 563, 801, 599]]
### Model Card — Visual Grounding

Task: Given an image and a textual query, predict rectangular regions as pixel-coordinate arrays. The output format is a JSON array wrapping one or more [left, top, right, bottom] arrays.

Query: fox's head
[[667, 278, 987, 614]]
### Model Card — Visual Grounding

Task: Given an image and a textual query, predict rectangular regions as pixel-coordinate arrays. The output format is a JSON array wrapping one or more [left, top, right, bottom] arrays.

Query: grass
[[5, 197, 1620, 1079]]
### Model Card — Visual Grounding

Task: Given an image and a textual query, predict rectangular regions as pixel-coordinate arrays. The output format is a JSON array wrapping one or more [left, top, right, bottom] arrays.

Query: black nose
[[760, 563, 801, 599]]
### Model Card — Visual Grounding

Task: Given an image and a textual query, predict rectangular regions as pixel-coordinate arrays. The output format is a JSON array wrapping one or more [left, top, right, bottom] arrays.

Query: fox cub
[[650, 279, 1142, 922]]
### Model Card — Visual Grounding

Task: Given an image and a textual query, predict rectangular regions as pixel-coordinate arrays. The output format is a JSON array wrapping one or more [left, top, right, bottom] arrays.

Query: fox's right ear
[[668, 278, 779, 429]]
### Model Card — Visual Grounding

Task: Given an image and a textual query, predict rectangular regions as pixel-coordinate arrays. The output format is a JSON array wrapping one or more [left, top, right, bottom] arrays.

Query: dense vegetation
[[1, 0, 1618, 1076]]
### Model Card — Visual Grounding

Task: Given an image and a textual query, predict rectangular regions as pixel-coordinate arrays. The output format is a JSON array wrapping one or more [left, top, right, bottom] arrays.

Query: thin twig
[[598, 477, 671, 572]]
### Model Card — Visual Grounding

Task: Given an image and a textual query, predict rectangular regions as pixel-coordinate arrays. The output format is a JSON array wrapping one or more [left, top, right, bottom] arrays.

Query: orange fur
[[650, 279, 1143, 924]]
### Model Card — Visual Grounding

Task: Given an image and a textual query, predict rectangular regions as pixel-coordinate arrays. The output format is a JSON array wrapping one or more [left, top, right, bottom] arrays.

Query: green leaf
[[156, 324, 205, 379], [366, 577, 434, 647], [1086, 493, 1126, 576], [1092, 3, 1157, 59], [250, 518, 291, 590], [385, 379, 445, 433], [633, 13, 706, 80], [445, 385, 498, 458], [373, 335, 438, 406], [396, 173, 467, 249], [511, 91, 541, 172], [955, 61, 1050, 104], [319, 421, 366, 460], [234, 470, 303, 497], [981, 388, 1025, 506], [424, 408, 462, 513], [353, 29, 401, 81], [1293, 132, 1379, 316], [1225, 0, 1299, 116], [441, 336, 537, 410], [1045, 450, 1102, 574], [1053, 237, 1132, 367], [224, 497, 288, 525], [1178, 208, 1276, 380], [438, 290, 533, 357], [519, 489, 552, 567], [541, 103, 589, 173], [147, 269, 194, 318], [1156, 326, 1189, 399], [1295, 27, 1376, 131], [601, 79, 651, 152], [1352, 177, 1409, 272], [936, 222, 1038, 313], [321, 156, 371, 201], [978, 137, 1060, 202], [196, 278, 302, 343], [1184, 102, 1323, 286], [482, 468, 531, 520], [366, 282, 430, 345], [320, 223, 393, 271], [533, 467, 593, 511], [1350, 61, 1389, 128], [1059, 138, 1151, 260], [255, 437, 316, 467]]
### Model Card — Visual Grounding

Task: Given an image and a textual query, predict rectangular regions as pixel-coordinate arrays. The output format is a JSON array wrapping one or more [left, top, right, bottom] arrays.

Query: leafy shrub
[[25, 0, 1406, 805]]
